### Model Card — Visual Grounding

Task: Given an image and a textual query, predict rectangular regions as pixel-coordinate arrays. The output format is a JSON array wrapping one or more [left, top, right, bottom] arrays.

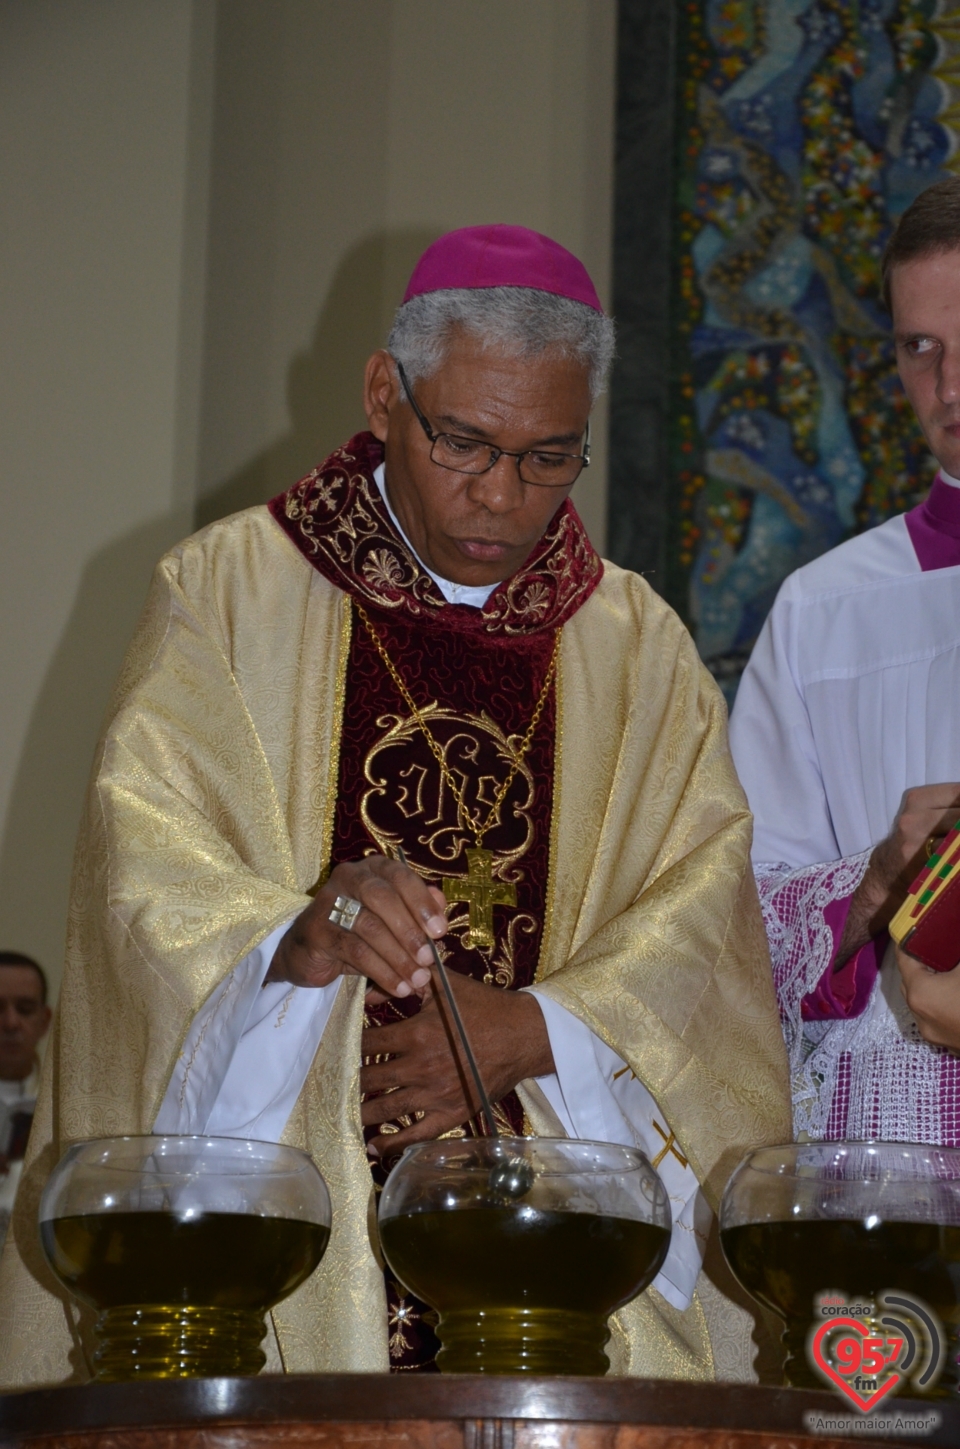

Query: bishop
[[0, 226, 789, 1387]]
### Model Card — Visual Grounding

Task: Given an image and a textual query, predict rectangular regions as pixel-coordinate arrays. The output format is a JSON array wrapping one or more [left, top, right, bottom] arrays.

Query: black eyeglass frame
[[394, 358, 590, 488]]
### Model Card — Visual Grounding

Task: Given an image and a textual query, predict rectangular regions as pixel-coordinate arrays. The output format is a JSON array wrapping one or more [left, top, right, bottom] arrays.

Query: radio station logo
[[808, 1292, 944, 1411]]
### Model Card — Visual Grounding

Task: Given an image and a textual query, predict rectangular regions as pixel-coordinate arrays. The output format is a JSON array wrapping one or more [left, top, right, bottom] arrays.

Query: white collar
[[940, 469, 960, 490], [372, 463, 497, 609]]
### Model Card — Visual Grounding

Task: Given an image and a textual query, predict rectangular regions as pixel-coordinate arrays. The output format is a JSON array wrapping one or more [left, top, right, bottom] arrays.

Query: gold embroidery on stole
[[359, 705, 540, 982]]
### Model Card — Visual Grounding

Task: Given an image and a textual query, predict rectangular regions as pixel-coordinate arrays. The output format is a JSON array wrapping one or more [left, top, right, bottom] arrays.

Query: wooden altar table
[[1, 1376, 957, 1449]]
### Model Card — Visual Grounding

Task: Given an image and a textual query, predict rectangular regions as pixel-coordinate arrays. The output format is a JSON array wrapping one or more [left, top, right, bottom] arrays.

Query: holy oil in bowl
[[720, 1140, 960, 1395], [378, 1134, 671, 1374], [39, 1134, 331, 1380]]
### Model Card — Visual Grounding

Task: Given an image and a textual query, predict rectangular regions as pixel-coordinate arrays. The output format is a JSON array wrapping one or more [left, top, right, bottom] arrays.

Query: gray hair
[[387, 286, 616, 403]]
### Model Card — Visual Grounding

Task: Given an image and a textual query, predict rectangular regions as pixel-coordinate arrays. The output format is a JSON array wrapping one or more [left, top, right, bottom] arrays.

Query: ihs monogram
[[356, 604, 558, 958], [361, 706, 536, 955]]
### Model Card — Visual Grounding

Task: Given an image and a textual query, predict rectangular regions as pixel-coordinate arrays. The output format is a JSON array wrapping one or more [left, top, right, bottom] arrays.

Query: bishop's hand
[[360, 972, 555, 1157], [266, 857, 449, 999]]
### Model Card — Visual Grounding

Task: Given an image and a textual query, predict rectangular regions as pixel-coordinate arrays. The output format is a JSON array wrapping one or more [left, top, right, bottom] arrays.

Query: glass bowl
[[39, 1134, 331, 1380], [378, 1134, 670, 1374], [719, 1140, 960, 1393]]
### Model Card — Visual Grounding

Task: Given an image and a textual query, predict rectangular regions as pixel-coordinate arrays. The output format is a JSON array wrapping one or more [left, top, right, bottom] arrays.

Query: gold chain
[[355, 603, 560, 849]]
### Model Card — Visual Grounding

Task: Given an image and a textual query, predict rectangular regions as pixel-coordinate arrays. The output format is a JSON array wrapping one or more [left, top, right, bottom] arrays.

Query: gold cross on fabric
[[651, 1119, 689, 1170], [441, 847, 516, 951]]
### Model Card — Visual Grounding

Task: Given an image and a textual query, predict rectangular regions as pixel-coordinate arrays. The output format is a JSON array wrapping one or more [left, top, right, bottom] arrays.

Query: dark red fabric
[[268, 436, 595, 1371], [268, 432, 602, 635], [339, 605, 557, 1372], [5, 1110, 33, 1162], [331, 608, 556, 1003]]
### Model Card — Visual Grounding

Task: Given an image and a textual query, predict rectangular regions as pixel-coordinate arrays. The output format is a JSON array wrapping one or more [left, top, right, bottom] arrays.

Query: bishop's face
[[363, 332, 593, 587], [891, 248, 960, 478]]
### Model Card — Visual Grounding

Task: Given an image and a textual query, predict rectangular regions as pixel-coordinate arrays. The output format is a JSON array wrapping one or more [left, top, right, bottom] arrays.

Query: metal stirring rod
[[395, 847, 499, 1139]]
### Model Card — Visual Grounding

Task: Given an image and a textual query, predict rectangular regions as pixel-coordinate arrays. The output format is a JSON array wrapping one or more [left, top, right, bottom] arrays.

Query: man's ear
[[364, 351, 398, 443]]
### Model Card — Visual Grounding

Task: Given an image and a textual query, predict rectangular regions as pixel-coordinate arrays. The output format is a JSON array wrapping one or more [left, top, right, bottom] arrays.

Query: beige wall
[[0, 0, 213, 1000], [0, 0, 616, 1000], [196, 0, 616, 536]]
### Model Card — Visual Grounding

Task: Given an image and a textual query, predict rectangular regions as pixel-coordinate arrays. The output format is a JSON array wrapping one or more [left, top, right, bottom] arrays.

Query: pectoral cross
[[441, 847, 516, 951]]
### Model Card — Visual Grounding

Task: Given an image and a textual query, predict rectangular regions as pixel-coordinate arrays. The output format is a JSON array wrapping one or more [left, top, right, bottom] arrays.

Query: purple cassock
[[729, 477, 960, 1145]]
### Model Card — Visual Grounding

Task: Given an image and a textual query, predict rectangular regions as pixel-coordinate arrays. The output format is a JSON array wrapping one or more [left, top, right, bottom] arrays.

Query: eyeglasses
[[395, 358, 590, 488]]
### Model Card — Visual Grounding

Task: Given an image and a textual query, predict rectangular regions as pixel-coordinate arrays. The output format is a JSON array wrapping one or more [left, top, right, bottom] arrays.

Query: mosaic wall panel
[[668, 0, 960, 700]]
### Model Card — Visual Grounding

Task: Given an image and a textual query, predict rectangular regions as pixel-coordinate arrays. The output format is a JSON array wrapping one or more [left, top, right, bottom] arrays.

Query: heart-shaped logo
[[810, 1318, 905, 1412]]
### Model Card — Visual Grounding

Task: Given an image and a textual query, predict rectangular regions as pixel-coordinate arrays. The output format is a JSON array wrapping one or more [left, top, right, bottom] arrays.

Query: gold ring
[[925, 836, 940, 862]]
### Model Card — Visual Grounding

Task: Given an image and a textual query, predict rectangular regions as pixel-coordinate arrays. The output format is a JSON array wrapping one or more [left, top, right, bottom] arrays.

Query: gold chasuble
[[0, 434, 790, 1389]]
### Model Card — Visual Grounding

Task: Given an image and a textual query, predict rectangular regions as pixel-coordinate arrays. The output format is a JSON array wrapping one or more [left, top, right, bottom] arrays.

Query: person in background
[[0, 953, 51, 1249], [729, 176, 960, 1143]]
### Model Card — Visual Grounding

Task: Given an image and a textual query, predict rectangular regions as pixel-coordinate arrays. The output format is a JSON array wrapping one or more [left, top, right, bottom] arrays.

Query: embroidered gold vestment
[[0, 440, 790, 1388]]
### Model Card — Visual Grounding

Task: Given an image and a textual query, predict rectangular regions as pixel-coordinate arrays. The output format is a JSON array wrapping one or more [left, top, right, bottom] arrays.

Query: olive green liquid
[[721, 1220, 960, 1392], [380, 1205, 669, 1374], [42, 1211, 329, 1380]]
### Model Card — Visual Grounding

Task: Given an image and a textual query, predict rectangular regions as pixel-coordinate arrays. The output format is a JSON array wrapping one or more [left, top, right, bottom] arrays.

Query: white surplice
[[730, 513, 960, 867], [728, 502, 960, 1143], [155, 465, 707, 1311]]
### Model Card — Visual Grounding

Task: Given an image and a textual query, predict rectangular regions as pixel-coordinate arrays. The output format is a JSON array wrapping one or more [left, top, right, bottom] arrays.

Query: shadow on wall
[[195, 228, 440, 529], [0, 510, 193, 995], [0, 229, 442, 987]]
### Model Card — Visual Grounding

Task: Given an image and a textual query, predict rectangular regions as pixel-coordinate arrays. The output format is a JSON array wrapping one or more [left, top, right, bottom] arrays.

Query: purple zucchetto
[[402, 224, 604, 314]]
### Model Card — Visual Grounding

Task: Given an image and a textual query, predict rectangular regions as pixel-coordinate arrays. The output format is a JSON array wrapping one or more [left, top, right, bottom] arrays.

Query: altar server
[[729, 179, 960, 1143], [0, 226, 789, 1387]]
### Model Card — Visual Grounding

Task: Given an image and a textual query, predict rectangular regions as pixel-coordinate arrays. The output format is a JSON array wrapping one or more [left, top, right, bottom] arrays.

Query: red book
[[890, 821, 960, 973]]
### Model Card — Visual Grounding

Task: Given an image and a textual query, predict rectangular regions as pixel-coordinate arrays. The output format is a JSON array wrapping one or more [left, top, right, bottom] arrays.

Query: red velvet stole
[[269, 432, 602, 635], [269, 433, 601, 1369], [332, 605, 558, 1107]]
